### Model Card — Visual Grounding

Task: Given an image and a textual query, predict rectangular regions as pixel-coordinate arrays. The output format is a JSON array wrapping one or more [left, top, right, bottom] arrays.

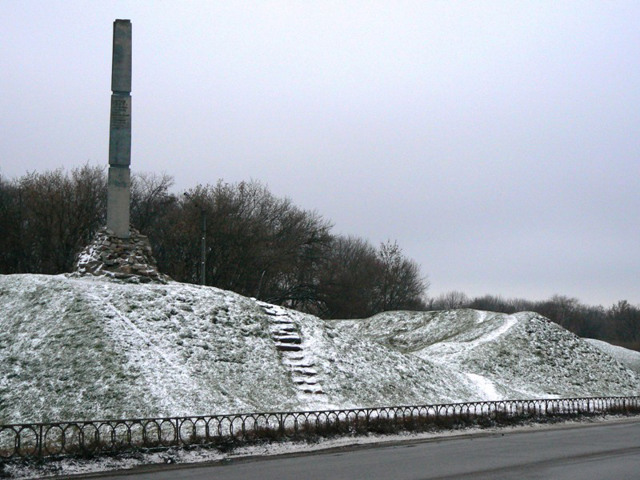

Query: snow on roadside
[[6, 416, 640, 480]]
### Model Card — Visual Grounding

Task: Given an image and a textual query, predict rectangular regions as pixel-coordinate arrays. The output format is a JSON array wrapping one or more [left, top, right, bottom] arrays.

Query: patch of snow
[[585, 339, 640, 374], [465, 373, 501, 401]]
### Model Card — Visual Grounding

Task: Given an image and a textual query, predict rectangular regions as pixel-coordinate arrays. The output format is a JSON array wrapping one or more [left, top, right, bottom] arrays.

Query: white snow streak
[[465, 373, 500, 401]]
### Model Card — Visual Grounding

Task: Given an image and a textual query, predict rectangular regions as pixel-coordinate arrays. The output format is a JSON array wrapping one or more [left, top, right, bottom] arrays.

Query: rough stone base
[[72, 227, 171, 283]]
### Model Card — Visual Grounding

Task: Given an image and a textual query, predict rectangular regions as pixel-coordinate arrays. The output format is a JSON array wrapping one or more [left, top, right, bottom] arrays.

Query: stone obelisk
[[107, 19, 132, 239], [73, 19, 169, 283]]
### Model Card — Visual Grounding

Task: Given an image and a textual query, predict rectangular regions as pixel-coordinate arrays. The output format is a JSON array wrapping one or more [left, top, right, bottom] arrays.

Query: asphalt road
[[93, 419, 640, 480]]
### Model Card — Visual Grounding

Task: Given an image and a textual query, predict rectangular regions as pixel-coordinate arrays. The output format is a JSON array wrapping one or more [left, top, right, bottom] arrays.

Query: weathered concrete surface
[[107, 19, 132, 238], [107, 166, 130, 238], [111, 19, 132, 93]]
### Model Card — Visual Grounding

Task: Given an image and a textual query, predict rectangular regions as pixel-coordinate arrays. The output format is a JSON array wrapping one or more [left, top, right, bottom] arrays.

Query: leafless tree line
[[0, 166, 428, 319], [430, 291, 640, 351], [2, 166, 636, 347]]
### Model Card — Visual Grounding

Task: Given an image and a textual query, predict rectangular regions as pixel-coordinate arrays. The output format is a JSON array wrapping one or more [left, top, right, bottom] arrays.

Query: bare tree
[[431, 290, 470, 310], [1, 169, 431, 322], [0, 165, 106, 273], [317, 236, 381, 319], [0, 175, 24, 272], [130, 173, 175, 232], [374, 240, 428, 312], [317, 237, 428, 319], [609, 300, 640, 343]]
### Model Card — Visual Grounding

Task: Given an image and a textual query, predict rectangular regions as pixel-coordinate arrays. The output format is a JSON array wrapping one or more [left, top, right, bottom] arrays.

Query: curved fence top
[[2, 395, 638, 429]]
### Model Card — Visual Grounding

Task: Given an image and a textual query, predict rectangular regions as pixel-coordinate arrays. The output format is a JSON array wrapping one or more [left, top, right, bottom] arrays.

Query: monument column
[[107, 19, 132, 238], [73, 19, 169, 283]]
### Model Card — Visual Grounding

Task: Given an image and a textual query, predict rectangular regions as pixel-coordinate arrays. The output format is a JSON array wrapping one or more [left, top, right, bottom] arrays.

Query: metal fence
[[1, 396, 638, 460]]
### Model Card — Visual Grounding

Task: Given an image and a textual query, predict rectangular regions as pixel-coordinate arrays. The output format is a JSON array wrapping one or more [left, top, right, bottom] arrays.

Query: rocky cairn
[[73, 227, 171, 283]]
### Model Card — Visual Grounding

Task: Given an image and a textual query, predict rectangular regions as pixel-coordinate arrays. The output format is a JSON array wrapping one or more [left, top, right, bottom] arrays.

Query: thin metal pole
[[200, 209, 206, 285], [184, 192, 207, 286]]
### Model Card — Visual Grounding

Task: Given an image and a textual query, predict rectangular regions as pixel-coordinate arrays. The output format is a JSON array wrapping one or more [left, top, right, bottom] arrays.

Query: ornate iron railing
[[1, 396, 638, 460]]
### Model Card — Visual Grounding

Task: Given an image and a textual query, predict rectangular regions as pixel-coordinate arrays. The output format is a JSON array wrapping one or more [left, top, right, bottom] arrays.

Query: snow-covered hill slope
[[585, 338, 640, 374], [331, 310, 640, 401], [0, 275, 638, 424]]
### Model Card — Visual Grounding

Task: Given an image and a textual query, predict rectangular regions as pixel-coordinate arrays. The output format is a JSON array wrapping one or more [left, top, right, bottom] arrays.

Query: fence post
[[38, 424, 43, 458]]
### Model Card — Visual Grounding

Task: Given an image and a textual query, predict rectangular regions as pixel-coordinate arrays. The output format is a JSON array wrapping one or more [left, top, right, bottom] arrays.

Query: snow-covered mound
[[0, 275, 638, 424], [0, 274, 473, 423], [332, 310, 640, 401], [0, 275, 297, 423], [585, 338, 640, 374]]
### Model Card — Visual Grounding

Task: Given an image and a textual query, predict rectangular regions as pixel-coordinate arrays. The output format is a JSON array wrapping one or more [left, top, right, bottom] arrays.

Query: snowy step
[[283, 353, 305, 360], [272, 330, 299, 337], [273, 336, 301, 344], [270, 325, 297, 332], [284, 360, 315, 368], [294, 378, 319, 385], [273, 334, 297, 340], [271, 330, 297, 337], [302, 387, 324, 394], [271, 319, 295, 325], [285, 361, 314, 368], [270, 328, 296, 335], [262, 310, 288, 318], [277, 344, 302, 352], [283, 356, 313, 363], [292, 367, 317, 376], [293, 378, 318, 387], [260, 303, 325, 396], [273, 333, 299, 339], [294, 378, 317, 385]]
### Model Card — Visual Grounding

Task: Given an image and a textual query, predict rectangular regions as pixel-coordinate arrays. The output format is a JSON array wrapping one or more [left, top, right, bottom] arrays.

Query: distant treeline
[[1, 166, 637, 350], [429, 291, 640, 351], [0, 166, 427, 319]]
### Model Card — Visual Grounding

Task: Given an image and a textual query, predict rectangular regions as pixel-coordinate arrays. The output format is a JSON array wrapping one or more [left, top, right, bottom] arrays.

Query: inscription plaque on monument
[[110, 96, 131, 129], [108, 95, 131, 166]]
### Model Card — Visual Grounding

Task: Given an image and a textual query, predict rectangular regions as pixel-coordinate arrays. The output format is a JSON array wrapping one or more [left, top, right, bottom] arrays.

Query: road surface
[[91, 418, 640, 480]]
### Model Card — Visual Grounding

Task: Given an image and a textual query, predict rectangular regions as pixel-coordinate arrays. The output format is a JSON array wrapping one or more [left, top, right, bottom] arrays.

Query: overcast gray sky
[[1, 1, 638, 306]]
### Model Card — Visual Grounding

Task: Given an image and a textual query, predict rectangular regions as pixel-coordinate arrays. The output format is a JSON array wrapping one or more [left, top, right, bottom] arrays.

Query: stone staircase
[[258, 302, 324, 395]]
